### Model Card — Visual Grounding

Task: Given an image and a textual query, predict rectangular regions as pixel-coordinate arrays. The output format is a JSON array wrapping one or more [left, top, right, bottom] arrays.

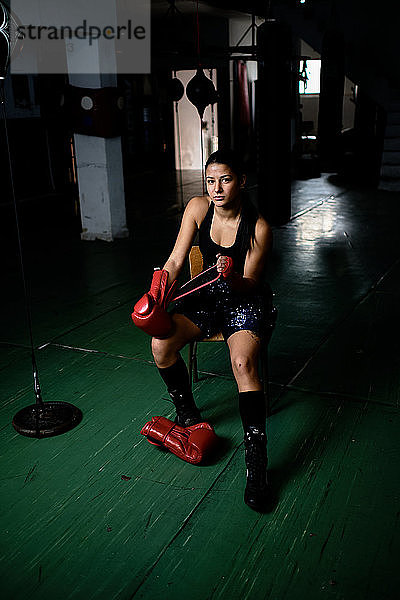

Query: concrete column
[[72, 134, 127, 241], [67, 39, 128, 241], [256, 20, 293, 225]]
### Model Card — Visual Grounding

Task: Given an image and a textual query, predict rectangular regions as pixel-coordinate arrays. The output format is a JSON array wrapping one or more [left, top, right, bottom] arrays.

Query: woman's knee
[[151, 336, 177, 367], [151, 314, 199, 368], [231, 354, 257, 379]]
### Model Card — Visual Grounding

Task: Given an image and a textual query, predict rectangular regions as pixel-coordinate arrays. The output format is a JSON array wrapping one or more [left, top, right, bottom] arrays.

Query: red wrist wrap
[[221, 256, 234, 278]]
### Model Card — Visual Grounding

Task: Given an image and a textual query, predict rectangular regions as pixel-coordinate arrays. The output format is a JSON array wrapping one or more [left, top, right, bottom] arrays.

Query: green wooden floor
[[1, 174, 400, 599]]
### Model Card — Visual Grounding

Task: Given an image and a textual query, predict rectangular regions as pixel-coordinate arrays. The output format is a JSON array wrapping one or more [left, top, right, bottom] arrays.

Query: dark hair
[[205, 148, 258, 254], [205, 148, 244, 177]]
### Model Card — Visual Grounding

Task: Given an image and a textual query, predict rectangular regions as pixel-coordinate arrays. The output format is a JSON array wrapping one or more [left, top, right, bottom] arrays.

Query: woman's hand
[[216, 254, 234, 278], [216, 253, 257, 293]]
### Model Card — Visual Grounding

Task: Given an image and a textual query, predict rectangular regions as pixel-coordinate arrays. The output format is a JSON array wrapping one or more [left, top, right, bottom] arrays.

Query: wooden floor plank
[[376, 259, 400, 294], [266, 190, 400, 387], [51, 303, 157, 361], [292, 291, 400, 406], [131, 390, 400, 600], [0, 346, 245, 600], [0, 276, 140, 347], [0, 344, 30, 372]]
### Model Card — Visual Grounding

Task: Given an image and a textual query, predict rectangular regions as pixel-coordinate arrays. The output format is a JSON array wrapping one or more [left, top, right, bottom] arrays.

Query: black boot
[[158, 354, 202, 427], [238, 390, 269, 511], [167, 387, 202, 427], [244, 425, 269, 512]]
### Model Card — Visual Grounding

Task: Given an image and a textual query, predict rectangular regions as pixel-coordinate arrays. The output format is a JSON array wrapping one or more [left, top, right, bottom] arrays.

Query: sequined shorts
[[172, 278, 273, 341]]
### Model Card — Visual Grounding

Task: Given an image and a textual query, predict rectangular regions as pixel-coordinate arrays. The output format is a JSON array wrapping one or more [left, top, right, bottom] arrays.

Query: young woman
[[151, 149, 273, 511]]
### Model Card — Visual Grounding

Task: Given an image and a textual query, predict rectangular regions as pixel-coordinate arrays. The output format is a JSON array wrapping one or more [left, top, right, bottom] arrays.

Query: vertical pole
[[256, 20, 293, 224], [174, 98, 185, 212], [353, 88, 386, 186], [200, 118, 205, 194], [317, 30, 345, 170]]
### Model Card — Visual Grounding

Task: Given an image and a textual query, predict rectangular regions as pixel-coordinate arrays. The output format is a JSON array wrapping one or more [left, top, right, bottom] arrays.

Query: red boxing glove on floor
[[141, 416, 219, 464], [131, 269, 177, 337]]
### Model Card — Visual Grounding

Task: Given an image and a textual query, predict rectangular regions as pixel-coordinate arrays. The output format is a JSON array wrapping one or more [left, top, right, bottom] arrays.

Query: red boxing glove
[[132, 293, 172, 337], [141, 416, 219, 464], [148, 268, 172, 307], [132, 269, 177, 337]]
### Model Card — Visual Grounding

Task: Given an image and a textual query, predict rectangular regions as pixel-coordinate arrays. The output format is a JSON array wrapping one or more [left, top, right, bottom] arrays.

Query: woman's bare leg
[[227, 329, 269, 511], [151, 314, 203, 426], [227, 329, 262, 392], [151, 314, 202, 368]]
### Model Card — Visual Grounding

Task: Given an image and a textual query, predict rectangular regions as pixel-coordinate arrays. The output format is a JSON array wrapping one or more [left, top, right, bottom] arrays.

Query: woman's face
[[205, 162, 245, 208]]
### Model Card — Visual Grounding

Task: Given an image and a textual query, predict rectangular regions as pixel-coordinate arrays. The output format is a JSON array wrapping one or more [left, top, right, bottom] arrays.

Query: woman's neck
[[213, 197, 243, 222]]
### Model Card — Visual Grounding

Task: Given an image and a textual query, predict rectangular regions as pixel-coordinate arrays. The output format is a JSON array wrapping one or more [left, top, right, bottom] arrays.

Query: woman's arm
[[163, 196, 208, 286], [216, 216, 272, 293]]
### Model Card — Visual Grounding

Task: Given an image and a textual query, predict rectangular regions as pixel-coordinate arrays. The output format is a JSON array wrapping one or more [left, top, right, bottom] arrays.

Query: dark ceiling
[[151, 0, 258, 20]]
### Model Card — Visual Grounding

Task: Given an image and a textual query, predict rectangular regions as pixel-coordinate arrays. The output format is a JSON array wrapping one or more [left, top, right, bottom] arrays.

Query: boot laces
[[167, 390, 201, 427], [245, 429, 267, 486]]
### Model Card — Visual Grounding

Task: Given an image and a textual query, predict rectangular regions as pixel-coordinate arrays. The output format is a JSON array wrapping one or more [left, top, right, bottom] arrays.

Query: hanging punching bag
[[186, 67, 217, 119], [167, 77, 184, 102]]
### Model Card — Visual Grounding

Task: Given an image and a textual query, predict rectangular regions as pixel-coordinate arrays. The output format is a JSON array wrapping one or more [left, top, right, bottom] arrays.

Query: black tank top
[[199, 202, 248, 275]]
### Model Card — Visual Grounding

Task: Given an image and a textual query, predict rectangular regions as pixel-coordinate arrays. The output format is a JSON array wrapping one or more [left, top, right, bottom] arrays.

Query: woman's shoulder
[[255, 213, 270, 231], [185, 195, 210, 226], [255, 214, 273, 246]]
